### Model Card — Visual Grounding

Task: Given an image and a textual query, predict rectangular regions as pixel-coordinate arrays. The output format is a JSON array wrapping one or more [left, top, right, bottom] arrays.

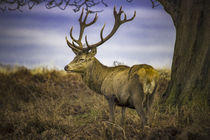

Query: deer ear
[[90, 48, 97, 56]]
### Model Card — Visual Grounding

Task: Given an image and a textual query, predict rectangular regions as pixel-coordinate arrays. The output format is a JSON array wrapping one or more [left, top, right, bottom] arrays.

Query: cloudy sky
[[0, 0, 175, 69]]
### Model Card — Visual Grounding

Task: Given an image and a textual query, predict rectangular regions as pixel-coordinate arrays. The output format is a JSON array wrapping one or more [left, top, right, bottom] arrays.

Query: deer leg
[[131, 93, 147, 128], [107, 96, 116, 123], [121, 107, 126, 126], [144, 94, 150, 115], [145, 85, 157, 116], [147, 94, 152, 116]]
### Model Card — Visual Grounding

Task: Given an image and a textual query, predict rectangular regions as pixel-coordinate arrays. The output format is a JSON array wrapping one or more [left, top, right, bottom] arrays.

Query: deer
[[64, 7, 159, 128]]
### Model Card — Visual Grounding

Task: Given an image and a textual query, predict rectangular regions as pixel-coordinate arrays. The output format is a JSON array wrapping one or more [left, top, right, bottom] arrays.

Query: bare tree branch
[[0, 0, 109, 12], [150, 0, 160, 8], [0, 0, 177, 15]]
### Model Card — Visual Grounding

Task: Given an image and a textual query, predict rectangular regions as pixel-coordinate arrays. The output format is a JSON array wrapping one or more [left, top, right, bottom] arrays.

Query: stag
[[64, 7, 159, 128]]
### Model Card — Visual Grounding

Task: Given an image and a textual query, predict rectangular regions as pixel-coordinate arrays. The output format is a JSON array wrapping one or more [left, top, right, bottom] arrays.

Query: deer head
[[64, 7, 136, 73]]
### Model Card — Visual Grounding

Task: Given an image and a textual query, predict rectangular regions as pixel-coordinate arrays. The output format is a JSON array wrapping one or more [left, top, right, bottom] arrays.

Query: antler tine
[[67, 8, 101, 54], [79, 8, 84, 23], [83, 10, 90, 24], [70, 27, 80, 45], [100, 24, 105, 42], [85, 23, 106, 50], [86, 13, 98, 27], [123, 12, 127, 21], [85, 35, 90, 50], [78, 9, 98, 46], [66, 36, 83, 51], [121, 10, 136, 23], [84, 7, 136, 50], [119, 6, 123, 14], [113, 6, 117, 18], [116, 6, 136, 24]]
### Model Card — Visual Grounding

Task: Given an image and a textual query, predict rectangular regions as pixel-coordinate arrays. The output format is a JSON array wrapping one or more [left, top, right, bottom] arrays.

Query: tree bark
[[158, 0, 210, 105]]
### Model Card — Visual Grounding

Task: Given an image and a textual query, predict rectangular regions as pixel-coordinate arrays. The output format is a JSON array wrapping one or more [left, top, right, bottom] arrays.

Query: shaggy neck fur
[[81, 58, 111, 94]]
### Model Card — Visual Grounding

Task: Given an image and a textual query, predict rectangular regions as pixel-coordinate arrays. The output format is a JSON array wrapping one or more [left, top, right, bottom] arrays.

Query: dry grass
[[0, 65, 209, 140]]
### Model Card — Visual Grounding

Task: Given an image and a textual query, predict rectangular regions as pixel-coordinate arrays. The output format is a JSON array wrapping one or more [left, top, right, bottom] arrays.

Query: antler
[[66, 6, 136, 54], [85, 6, 136, 50], [66, 8, 98, 53]]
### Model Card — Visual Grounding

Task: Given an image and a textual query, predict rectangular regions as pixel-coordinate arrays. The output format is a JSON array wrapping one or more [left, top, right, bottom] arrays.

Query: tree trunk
[[159, 0, 210, 106]]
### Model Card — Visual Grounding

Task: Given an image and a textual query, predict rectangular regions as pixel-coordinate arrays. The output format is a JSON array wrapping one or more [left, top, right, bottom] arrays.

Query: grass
[[0, 65, 209, 140]]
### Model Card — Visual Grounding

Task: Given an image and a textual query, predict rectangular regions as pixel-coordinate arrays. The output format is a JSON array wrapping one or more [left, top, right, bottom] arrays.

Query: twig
[[102, 120, 127, 140]]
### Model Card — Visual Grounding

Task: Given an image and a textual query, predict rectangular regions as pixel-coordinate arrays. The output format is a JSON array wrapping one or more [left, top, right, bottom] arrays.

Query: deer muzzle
[[64, 65, 69, 71]]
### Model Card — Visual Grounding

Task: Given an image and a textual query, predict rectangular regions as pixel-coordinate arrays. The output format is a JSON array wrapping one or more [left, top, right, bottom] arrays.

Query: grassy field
[[0, 65, 209, 140]]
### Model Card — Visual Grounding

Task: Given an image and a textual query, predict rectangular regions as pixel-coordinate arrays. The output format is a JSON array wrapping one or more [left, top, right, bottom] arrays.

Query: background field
[[0, 65, 209, 140]]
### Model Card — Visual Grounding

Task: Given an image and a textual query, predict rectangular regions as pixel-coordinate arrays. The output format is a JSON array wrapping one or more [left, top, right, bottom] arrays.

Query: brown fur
[[65, 54, 159, 128], [64, 6, 152, 127]]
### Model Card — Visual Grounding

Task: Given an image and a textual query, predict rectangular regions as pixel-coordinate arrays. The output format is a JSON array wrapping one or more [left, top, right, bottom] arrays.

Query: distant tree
[[0, 0, 209, 108]]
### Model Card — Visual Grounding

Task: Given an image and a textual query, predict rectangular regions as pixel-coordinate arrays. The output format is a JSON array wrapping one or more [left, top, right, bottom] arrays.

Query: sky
[[0, 0, 176, 69]]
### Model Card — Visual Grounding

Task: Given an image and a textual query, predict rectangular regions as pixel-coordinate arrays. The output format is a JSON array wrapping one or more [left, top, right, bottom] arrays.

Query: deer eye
[[79, 58, 85, 62]]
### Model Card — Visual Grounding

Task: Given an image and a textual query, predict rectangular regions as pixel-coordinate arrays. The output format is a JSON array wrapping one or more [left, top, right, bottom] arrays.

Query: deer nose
[[64, 65, 69, 71]]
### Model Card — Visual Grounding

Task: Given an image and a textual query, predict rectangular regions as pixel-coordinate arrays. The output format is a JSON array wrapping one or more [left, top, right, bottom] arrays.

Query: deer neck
[[81, 58, 110, 94]]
